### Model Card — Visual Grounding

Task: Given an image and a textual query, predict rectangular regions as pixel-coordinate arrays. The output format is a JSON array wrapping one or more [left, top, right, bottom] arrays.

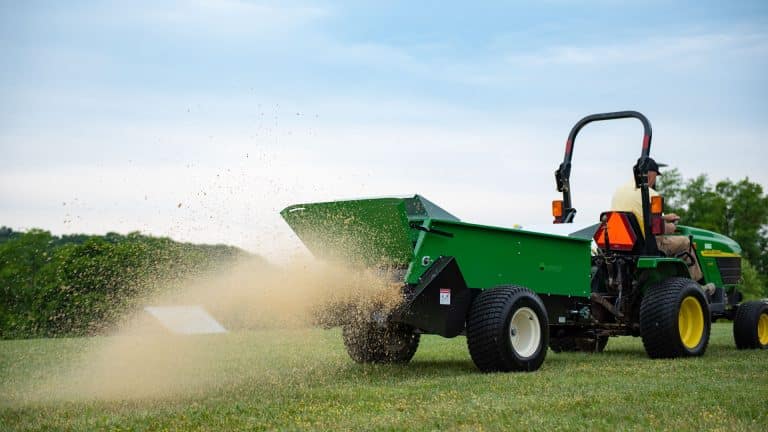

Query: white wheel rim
[[509, 306, 541, 358]]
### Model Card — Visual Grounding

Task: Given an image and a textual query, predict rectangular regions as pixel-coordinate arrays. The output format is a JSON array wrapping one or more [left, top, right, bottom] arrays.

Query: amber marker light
[[552, 200, 563, 218], [651, 196, 664, 214]]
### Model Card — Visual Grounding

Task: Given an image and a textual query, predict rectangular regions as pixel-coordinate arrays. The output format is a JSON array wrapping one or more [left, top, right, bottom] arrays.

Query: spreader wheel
[[342, 321, 420, 364], [733, 300, 768, 349], [639, 277, 711, 358], [466, 286, 549, 372]]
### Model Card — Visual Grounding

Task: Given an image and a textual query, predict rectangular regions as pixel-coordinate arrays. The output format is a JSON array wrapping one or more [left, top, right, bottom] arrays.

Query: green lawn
[[1, 323, 766, 431]]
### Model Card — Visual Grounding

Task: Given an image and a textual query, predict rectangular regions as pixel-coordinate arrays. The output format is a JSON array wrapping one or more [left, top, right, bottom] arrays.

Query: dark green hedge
[[0, 227, 248, 339]]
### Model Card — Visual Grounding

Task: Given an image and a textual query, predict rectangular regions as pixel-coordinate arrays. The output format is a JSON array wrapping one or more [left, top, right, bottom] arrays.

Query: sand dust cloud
[[12, 255, 404, 402]]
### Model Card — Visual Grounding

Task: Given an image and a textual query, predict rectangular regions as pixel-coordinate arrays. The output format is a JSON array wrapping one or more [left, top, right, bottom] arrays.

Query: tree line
[[0, 228, 250, 339]]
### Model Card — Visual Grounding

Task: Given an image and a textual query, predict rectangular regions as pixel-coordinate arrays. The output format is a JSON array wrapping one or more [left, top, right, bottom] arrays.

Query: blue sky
[[1, 1, 767, 258]]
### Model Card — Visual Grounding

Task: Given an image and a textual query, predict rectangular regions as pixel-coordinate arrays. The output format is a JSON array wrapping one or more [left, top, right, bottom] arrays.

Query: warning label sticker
[[439, 288, 451, 305]]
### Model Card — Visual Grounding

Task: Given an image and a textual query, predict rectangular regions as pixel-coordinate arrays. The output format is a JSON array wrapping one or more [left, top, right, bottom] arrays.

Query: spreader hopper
[[280, 194, 458, 267]]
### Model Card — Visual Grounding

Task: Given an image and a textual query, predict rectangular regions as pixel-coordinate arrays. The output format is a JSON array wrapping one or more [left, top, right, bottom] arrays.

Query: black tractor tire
[[639, 277, 711, 358], [733, 300, 768, 349], [466, 286, 549, 372], [342, 321, 420, 364], [550, 335, 608, 353]]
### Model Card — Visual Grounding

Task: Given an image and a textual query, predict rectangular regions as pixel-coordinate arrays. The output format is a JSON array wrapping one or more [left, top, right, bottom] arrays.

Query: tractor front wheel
[[639, 277, 711, 358], [733, 300, 768, 349], [466, 286, 549, 372], [342, 321, 420, 364]]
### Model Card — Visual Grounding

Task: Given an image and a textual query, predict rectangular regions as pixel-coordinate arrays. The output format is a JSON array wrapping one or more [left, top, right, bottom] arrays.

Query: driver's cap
[[646, 158, 667, 175]]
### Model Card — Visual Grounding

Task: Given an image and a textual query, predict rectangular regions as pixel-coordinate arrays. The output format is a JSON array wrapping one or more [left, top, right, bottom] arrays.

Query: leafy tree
[[0, 230, 56, 337], [740, 259, 764, 300], [0, 226, 20, 243], [715, 178, 768, 272], [684, 175, 730, 232], [655, 168, 686, 215]]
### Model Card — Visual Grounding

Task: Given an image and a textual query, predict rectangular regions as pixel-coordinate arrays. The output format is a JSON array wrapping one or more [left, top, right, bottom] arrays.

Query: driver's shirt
[[610, 179, 660, 234]]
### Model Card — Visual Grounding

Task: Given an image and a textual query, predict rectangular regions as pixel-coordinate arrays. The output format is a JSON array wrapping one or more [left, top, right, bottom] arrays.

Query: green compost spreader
[[281, 111, 768, 372]]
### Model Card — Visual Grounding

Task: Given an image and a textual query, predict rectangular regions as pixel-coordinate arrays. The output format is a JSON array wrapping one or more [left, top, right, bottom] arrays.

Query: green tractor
[[281, 111, 768, 372]]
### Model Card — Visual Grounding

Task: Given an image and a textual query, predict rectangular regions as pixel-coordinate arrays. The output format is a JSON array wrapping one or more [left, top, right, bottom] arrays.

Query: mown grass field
[[1, 322, 766, 431]]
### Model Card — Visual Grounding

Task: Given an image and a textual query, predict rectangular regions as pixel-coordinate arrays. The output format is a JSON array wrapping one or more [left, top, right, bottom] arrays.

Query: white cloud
[[504, 32, 768, 67], [141, 0, 331, 37], [44, 0, 332, 40]]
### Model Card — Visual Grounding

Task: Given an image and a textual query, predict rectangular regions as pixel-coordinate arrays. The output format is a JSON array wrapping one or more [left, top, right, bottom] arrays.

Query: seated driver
[[611, 158, 715, 294]]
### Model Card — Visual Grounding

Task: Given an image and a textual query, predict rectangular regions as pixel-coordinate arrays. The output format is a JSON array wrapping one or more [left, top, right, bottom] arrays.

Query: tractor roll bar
[[554, 111, 656, 248]]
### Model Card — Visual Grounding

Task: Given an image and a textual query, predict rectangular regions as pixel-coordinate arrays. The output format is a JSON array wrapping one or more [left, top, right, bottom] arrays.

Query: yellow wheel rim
[[758, 313, 768, 346], [678, 296, 704, 349]]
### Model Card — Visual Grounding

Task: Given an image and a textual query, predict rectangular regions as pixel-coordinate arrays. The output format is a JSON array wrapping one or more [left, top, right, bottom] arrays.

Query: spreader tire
[[550, 335, 608, 353], [640, 277, 710, 358], [342, 322, 420, 364], [466, 286, 549, 372], [733, 300, 768, 349]]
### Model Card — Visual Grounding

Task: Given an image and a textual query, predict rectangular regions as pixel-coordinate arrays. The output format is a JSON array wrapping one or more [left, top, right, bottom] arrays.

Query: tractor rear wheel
[[466, 286, 549, 372], [733, 300, 768, 349], [639, 277, 710, 358], [550, 335, 608, 353], [342, 321, 420, 364]]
